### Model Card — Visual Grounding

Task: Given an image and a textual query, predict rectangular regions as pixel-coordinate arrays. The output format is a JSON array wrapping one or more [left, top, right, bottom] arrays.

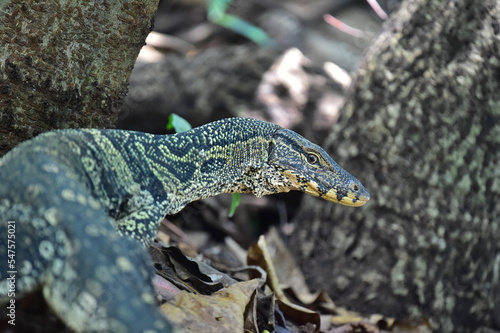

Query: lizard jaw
[[302, 184, 370, 207], [281, 170, 370, 207]]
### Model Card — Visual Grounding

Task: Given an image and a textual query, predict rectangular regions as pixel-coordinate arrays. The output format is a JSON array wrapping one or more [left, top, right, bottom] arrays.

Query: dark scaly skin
[[0, 118, 369, 332]]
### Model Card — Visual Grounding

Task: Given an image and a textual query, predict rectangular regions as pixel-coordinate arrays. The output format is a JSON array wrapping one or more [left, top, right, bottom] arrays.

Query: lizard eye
[[306, 152, 319, 165]]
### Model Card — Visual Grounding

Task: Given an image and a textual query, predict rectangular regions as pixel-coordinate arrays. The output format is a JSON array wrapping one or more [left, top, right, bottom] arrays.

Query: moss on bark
[[291, 0, 500, 332]]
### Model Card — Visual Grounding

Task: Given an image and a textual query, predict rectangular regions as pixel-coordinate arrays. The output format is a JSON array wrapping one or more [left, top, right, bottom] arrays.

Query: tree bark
[[0, 0, 159, 155], [290, 0, 499, 332]]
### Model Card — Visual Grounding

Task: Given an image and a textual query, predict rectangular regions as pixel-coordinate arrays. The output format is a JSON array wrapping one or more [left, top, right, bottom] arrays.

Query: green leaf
[[207, 0, 275, 47], [166, 114, 192, 133], [228, 193, 241, 218]]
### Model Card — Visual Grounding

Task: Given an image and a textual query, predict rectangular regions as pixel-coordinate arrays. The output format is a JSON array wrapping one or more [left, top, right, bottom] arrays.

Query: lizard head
[[267, 128, 370, 207]]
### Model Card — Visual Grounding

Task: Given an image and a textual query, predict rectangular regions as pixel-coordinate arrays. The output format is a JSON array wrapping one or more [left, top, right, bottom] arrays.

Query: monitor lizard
[[0, 117, 369, 332]]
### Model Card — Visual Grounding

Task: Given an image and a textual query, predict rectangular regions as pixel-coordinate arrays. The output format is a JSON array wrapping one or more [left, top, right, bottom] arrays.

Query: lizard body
[[0, 117, 369, 332]]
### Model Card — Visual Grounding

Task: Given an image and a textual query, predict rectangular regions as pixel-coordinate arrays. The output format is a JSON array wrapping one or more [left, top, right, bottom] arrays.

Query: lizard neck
[[145, 118, 281, 214]]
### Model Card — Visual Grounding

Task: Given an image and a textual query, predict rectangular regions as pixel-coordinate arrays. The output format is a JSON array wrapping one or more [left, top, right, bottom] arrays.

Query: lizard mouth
[[325, 189, 370, 207], [281, 170, 370, 207], [303, 186, 370, 207]]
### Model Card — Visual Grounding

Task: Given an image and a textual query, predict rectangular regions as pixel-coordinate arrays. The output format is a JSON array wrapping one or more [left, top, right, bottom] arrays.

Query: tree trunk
[[0, 0, 159, 155], [290, 0, 499, 332]]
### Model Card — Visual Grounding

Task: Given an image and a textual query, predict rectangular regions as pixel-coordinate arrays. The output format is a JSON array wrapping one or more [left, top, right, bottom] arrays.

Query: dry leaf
[[161, 279, 260, 333], [247, 235, 321, 332]]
